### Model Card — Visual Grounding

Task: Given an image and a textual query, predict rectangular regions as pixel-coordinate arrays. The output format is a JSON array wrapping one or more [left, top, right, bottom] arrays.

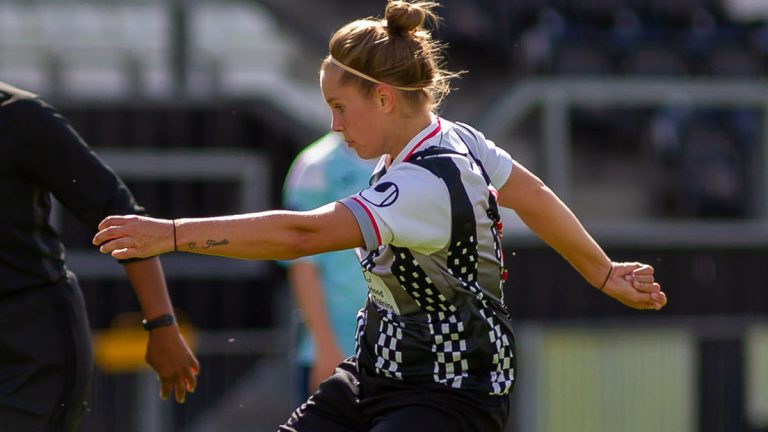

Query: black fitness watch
[[142, 313, 176, 331]]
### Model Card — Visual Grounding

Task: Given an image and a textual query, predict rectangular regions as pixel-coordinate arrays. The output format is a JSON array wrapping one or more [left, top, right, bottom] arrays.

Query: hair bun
[[385, 1, 429, 35]]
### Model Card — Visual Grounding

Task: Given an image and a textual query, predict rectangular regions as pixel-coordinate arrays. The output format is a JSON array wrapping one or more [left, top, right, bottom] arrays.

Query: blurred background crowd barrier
[[2, 0, 768, 431]]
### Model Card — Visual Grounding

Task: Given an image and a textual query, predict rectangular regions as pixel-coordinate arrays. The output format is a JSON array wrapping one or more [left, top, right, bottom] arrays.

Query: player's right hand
[[602, 262, 667, 310]]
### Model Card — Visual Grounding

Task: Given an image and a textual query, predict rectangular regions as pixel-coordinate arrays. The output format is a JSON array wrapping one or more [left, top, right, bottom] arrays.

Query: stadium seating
[[0, 1, 298, 98]]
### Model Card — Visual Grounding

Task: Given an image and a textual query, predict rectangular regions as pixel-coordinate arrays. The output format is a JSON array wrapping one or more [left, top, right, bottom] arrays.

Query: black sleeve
[[19, 98, 147, 231]]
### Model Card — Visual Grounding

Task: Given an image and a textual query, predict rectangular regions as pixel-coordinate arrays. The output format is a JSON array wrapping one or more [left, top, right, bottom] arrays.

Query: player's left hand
[[93, 215, 175, 259], [602, 262, 667, 310], [145, 325, 200, 403]]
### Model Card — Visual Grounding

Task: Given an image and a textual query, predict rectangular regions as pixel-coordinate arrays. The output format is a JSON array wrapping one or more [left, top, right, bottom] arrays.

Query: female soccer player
[[93, 2, 666, 430]]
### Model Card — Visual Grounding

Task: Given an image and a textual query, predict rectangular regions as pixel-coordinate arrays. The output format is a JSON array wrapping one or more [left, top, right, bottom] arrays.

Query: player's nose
[[331, 114, 343, 132]]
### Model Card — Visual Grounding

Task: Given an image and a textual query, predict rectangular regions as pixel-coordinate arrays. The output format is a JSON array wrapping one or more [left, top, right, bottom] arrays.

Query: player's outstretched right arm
[[497, 160, 667, 311]]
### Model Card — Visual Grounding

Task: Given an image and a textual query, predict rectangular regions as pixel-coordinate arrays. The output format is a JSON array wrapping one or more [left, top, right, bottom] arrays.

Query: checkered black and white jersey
[[339, 117, 517, 395]]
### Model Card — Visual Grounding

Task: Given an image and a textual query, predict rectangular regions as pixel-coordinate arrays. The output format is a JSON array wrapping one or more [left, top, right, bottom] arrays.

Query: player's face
[[321, 66, 386, 160]]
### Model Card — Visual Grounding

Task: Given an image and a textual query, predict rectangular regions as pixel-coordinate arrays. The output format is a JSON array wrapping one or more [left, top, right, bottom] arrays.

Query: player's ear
[[374, 84, 396, 112]]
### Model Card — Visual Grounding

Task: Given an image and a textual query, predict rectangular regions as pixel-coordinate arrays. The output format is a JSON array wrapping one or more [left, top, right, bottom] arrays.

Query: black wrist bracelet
[[142, 313, 176, 331], [599, 263, 614, 291], [172, 220, 178, 252]]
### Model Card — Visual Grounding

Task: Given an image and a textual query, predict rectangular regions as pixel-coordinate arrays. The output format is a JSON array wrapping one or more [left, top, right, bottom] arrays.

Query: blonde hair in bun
[[322, 1, 461, 111]]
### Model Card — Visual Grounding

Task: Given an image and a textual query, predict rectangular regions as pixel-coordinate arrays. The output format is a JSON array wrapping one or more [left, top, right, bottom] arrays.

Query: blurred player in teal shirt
[[282, 132, 374, 401]]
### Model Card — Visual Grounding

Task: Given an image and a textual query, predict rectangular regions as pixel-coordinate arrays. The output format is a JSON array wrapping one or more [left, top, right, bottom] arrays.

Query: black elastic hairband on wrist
[[599, 263, 614, 291], [172, 220, 178, 252], [142, 313, 176, 331]]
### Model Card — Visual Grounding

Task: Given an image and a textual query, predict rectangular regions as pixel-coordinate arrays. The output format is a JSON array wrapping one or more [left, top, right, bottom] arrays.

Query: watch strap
[[142, 313, 176, 331]]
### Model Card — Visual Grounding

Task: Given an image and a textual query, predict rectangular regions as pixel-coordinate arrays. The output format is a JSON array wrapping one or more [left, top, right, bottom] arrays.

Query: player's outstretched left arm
[[93, 203, 365, 261], [497, 160, 667, 310]]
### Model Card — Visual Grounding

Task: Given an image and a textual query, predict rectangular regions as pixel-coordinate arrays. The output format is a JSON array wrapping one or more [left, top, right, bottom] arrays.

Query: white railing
[[480, 78, 768, 247], [56, 148, 273, 279]]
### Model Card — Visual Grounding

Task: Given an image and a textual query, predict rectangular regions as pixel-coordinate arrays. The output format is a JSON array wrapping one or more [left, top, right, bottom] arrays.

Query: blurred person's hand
[[146, 325, 200, 403], [310, 343, 345, 394]]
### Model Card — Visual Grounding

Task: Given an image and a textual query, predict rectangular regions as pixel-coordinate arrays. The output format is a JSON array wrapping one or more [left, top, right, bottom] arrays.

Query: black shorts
[[279, 358, 510, 432], [0, 273, 93, 432]]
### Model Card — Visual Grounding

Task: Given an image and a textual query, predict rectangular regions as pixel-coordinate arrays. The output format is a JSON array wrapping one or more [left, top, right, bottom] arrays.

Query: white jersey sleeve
[[339, 163, 451, 254], [454, 122, 514, 189]]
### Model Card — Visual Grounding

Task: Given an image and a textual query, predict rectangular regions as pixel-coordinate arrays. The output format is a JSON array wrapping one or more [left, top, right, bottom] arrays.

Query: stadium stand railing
[[480, 78, 768, 247]]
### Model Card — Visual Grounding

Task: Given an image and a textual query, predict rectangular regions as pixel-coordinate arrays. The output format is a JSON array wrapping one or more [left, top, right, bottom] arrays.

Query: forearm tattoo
[[187, 239, 230, 250]]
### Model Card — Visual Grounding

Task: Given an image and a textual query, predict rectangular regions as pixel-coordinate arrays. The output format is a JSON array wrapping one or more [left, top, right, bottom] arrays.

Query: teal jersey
[[282, 132, 374, 365]]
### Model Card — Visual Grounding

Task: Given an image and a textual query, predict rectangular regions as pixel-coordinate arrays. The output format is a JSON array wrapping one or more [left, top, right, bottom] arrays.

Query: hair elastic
[[328, 56, 423, 92]]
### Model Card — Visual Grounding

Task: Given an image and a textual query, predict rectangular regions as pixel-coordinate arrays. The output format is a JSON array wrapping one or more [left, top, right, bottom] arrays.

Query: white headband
[[328, 56, 423, 92]]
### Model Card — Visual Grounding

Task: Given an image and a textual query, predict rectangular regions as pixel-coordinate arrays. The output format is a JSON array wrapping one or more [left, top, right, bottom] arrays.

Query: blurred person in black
[[0, 81, 199, 431]]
